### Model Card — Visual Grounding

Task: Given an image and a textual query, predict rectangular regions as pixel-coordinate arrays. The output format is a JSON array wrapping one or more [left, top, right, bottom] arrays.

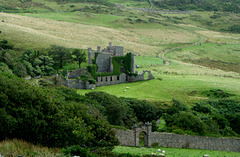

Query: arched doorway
[[144, 72, 149, 80], [133, 123, 152, 147], [139, 131, 148, 147]]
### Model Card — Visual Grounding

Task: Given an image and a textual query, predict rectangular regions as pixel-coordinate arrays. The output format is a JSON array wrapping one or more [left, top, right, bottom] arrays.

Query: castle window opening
[[120, 66, 125, 73], [117, 76, 120, 80], [101, 77, 103, 82], [110, 76, 113, 81], [106, 77, 108, 81]]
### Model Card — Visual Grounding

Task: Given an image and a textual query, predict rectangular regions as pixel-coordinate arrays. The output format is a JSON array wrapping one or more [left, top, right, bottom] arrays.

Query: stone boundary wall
[[114, 129, 136, 146], [150, 132, 240, 152], [114, 129, 240, 152]]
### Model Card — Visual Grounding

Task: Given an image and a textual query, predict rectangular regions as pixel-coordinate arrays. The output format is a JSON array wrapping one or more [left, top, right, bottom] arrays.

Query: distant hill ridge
[[0, 0, 239, 13]]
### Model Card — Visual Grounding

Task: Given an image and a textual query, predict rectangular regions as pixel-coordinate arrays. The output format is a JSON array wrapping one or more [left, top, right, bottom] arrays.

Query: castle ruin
[[61, 42, 154, 89]]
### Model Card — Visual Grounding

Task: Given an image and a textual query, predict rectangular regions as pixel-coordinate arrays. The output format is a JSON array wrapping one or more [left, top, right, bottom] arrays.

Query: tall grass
[[0, 139, 63, 157]]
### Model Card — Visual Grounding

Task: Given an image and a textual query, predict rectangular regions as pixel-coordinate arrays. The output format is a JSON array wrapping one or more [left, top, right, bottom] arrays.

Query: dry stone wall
[[115, 128, 240, 152]]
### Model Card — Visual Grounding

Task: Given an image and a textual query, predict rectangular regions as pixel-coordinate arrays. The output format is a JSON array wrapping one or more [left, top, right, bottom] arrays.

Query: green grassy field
[[113, 146, 240, 157], [77, 74, 240, 104]]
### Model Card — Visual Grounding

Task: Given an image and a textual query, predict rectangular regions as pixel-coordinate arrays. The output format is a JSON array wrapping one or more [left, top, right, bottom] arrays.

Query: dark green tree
[[13, 62, 27, 77], [48, 45, 71, 68], [0, 39, 14, 50], [0, 50, 15, 69], [170, 111, 205, 135], [72, 49, 86, 68], [128, 100, 162, 123], [229, 113, 240, 134], [166, 99, 188, 115], [85, 91, 127, 126], [34, 55, 55, 75]]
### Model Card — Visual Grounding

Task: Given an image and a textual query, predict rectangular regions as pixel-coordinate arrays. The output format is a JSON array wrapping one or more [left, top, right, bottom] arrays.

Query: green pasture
[[77, 74, 240, 104], [167, 43, 240, 63], [113, 146, 240, 157], [165, 43, 240, 73], [135, 56, 163, 67], [77, 53, 240, 104]]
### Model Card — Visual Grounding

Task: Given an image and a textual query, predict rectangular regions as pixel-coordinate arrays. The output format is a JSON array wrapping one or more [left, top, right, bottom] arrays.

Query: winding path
[[148, 0, 153, 9], [159, 31, 207, 66]]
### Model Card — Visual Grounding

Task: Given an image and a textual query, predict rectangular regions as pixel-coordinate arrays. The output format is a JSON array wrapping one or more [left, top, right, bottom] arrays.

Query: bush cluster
[[163, 99, 240, 137], [0, 40, 87, 78], [85, 92, 162, 129], [0, 71, 119, 149]]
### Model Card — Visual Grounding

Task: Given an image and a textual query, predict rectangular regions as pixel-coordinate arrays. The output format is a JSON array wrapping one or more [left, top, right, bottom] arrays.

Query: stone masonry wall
[[150, 132, 240, 152], [115, 129, 240, 152], [96, 54, 111, 72], [114, 129, 135, 146]]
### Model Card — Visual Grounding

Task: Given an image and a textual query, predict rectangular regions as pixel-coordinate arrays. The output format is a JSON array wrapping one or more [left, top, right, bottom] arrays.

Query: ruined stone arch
[[142, 70, 155, 80], [133, 123, 152, 147]]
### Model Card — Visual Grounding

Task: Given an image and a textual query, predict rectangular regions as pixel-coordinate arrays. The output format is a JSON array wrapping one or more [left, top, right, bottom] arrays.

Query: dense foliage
[[85, 92, 162, 129], [162, 99, 240, 137], [0, 71, 119, 149], [112, 53, 133, 76], [0, 40, 88, 78]]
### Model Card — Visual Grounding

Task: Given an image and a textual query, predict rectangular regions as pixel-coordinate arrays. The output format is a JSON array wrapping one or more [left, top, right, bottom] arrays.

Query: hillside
[[1, 0, 240, 155], [0, 0, 240, 103]]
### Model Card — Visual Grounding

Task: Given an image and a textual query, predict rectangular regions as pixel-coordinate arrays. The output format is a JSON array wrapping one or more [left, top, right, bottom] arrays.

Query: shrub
[[86, 91, 128, 126], [62, 145, 98, 157], [126, 99, 162, 123], [172, 129, 185, 134], [167, 111, 205, 135], [222, 126, 238, 137], [228, 25, 240, 33], [229, 113, 240, 134], [166, 99, 188, 115], [0, 39, 14, 49], [192, 103, 212, 114]]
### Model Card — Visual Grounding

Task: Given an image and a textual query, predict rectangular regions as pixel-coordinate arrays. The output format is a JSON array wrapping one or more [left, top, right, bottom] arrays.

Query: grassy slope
[[0, 0, 240, 104], [113, 146, 240, 157]]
